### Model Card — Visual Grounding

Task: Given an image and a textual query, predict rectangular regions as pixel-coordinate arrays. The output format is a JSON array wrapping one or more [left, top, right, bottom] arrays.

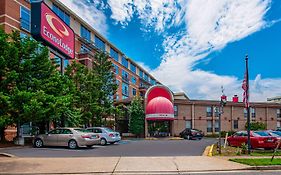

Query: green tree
[[0, 30, 80, 138], [92, 52, 118, 126], [128, 97, 145, 137], [245, 121, 266, 131]]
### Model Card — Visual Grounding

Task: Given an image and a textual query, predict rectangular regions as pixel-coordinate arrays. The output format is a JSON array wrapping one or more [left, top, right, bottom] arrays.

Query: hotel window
[[174, 105, 178, 116], [139, 70, 143, 78], [244, 108, 248, 118], [113, 64, 119, 74], [151, 79, 156, 85], [122, 70, 129, 82], [20, 32, 28, 39], [110, 48, 118, 61], [277, 121, 281, 129], [116, 80, 120, 86], [207, 120, 213, 132], [277, 109, 281, 118], [234, 120, 238, 129], [251, 107, 256, 119], [53, 4, 70, 25], [95, 35, 105, 52], [80, 44, 90, 53], [81, 25, 91, 41], [20, 6, 30, 31], [215, 120, 219, 132], [64, 60, 69, 68], [116, 95, 119, 101], [214, 107, 220, 118], [122, 56, 128, 68], [122, 83, 129, 97], [132, 88, 137, 96], [185, 120, 192, 129], [131, 76, 136, 84], [130, 63, 136, 73], [206, 106, 213, 117], [144, 73, 148, 81]]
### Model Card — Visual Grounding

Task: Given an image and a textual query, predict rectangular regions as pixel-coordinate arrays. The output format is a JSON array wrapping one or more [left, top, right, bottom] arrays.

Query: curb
[[0, 152, 16, 158], [245, 165, 281, 170], [169, 137, 183, 140], [207, 144, 214, 156], [144, 137, 158, 140], [202, 145, 210, 156]]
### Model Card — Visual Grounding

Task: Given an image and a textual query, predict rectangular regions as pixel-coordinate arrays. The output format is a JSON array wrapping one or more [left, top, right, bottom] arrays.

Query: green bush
[[245, 122, 266, 131], [221, 131, 235, 137]]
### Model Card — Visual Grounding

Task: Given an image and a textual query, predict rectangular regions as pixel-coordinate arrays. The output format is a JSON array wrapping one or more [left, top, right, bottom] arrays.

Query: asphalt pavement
[[0, 138, 216, 157]]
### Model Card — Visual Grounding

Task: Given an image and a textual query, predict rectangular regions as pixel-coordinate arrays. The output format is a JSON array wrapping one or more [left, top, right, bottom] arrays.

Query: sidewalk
[[0, 156, 249, 174]]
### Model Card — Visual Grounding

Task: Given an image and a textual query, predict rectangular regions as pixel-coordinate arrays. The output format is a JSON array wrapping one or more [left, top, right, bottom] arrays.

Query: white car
[[86, 127, 121, 146]]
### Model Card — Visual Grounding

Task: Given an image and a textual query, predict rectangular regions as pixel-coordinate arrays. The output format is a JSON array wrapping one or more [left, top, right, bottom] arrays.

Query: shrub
[[245, 122, 266, 131]]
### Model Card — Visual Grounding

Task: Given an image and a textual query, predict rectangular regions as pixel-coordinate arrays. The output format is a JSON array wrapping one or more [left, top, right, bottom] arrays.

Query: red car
[[227, 131, 278, 149]]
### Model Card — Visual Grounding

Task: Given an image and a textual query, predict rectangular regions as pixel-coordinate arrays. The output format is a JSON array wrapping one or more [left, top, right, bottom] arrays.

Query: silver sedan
[[33, 128, 100, 149]]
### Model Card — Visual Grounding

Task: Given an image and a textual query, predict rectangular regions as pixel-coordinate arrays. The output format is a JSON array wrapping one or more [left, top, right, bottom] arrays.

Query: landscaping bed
[[213, 145, 281, 157]]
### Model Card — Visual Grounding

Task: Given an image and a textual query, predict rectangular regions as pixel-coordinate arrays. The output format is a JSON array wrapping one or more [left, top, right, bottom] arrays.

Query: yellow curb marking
[[208, 144, 214, 157]]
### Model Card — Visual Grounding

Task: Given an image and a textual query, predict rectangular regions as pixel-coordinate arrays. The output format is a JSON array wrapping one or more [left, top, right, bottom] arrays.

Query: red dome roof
[[146, 96, 174, 115]]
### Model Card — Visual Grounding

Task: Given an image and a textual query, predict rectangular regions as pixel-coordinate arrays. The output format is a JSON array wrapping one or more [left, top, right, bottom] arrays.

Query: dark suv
[[179, 129, 203, 140]]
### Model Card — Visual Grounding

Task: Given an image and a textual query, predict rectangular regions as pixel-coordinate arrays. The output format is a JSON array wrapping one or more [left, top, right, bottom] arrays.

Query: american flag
[[242, 56, 249, 108]]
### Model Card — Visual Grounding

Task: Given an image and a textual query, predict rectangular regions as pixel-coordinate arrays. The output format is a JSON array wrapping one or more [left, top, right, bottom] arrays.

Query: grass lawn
[[250, 151, 281, 156], [230, 158, 281, 166]]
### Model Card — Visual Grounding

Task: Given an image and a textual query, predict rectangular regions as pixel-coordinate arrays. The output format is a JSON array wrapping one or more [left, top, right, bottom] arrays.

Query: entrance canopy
[[145, 85, 174, 120]]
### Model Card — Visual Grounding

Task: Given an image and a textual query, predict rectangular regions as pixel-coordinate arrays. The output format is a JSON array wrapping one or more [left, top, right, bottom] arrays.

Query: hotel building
[[1, 1, 281, 139]]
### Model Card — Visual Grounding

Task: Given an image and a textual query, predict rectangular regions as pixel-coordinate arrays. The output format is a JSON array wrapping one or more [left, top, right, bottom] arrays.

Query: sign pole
[[245, 55, 251, 154]]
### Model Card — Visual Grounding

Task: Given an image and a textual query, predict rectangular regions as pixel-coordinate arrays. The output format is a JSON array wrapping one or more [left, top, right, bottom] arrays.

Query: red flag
[[242, 56, 249, 108]]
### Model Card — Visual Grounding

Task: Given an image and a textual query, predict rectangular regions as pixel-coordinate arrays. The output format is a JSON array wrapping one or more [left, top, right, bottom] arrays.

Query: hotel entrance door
[[147, 120, 171, 137]]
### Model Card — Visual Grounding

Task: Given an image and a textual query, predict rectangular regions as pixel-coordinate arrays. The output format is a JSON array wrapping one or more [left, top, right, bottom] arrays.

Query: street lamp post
[[218, 87, 227, 154]]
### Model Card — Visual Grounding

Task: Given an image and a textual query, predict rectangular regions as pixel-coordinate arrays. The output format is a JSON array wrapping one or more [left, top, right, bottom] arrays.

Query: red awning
[[146, 96, 174, 120]]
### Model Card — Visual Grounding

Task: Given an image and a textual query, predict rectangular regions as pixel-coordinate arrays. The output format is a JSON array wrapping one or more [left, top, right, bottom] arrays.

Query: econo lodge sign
[[31, 2, 75, 59]]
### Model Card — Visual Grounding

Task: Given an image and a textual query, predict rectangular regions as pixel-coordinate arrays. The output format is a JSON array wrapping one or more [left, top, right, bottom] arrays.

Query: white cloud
[[136, 61, 153, 73], [58, 0, 108, 36], [152, 0, 279, 102], [107, 0, 186, 32]]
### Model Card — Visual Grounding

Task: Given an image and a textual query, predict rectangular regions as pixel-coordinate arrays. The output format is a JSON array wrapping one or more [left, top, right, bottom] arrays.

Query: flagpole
[[245, 55, 251, 154]]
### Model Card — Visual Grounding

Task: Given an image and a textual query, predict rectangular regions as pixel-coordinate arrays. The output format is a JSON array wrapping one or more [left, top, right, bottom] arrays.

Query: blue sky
[[60, 0, 281, 102]]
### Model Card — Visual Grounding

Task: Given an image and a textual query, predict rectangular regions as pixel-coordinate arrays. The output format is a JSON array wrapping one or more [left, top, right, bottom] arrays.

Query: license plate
[[267, 139, 273, 142]]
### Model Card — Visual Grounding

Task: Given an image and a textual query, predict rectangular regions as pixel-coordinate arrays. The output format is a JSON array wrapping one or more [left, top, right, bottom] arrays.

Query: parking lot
[[1, 138, 216, 157]]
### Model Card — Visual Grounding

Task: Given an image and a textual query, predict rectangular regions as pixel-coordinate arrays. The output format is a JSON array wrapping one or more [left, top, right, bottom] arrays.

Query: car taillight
[[109, 133, 114, 137], [81, 135, 91, 139]]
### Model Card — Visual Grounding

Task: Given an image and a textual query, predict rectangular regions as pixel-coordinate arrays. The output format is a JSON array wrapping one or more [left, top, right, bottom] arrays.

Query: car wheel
[[68, 140, 78, 149], [34, 139, 43, 148], [100, 138, 107, 146]]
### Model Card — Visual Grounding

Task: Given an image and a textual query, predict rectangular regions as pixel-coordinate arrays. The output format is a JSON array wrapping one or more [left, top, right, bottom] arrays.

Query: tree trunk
[[16, 120, 20, 139], [0, 127, 6, 142]]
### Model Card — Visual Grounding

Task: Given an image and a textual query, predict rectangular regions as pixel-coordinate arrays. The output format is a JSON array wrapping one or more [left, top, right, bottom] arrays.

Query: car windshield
[[254, 131, 270, 136], [271, 131, 281, 136], [104, 128, 114, 132], [191, 129, 199, 132], [74, 129, 91, 133]]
